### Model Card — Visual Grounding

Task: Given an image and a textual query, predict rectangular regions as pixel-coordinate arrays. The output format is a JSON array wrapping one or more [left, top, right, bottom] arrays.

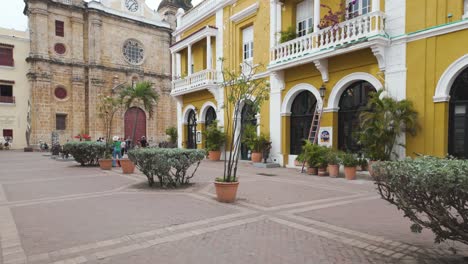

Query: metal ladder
[[301, 103, 323, 173]]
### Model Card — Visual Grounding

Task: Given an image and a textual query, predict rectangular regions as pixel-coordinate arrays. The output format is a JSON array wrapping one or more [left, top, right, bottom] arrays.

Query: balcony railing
[[179, 0, 223, 29], [0, 96, 15, 104], [270, 11, 386, 65], [172, 69, 219, 95]]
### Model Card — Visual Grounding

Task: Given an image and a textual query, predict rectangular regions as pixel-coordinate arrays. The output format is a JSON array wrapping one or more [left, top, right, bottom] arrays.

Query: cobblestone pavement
[[0, 151, 467, 264]]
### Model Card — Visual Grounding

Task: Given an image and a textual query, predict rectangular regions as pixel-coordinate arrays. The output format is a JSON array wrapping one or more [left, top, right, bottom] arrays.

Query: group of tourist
[[110, 136, 148, 167]]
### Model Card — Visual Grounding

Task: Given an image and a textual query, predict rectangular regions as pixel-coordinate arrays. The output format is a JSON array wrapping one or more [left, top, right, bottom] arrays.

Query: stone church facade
[[24, 0, 190, 145]]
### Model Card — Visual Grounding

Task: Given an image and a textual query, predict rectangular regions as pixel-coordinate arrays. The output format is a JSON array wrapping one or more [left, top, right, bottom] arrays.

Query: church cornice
[[26, 56, 172, 80]]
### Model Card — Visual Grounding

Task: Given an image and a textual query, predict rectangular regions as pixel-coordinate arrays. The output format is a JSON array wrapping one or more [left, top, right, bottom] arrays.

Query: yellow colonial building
[[170, 0, 468, 166]]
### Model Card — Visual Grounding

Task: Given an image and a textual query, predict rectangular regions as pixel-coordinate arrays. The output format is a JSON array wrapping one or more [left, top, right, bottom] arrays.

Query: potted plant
[[214, 59, 269, 203], [204, 121, 225, 161], [279, 27, 297, 43], [119, 158, 136, 174], [242, 124, 269, 163], [341, 153, 359, 180], [316, 146, 330, 177], [327, 149, 340, 178], [99, 145, 113, 170], [302, 141, 321, 175], [295, 152, 305, 167]]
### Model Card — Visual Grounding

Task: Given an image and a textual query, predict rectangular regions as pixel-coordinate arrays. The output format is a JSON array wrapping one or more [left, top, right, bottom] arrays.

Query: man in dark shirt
[[140, 136, 147, 148]]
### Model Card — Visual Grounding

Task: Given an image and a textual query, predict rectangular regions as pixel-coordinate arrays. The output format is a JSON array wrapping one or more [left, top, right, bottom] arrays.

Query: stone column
[[172, 52, 176, 79], [71, 15, 84, 63], [30, 7, 49, 59], [314, 0, 321, 32], [269, 71, 285, 166], [88, 17, 102, 64], [175, 96, 183, 148], [270, 0, 277, 48], [187, 45, 192, 75]]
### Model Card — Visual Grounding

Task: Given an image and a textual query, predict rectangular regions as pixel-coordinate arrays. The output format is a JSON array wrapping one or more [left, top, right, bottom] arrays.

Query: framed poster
[[196, 131, 202, 144], [318, 127, 333, 147]]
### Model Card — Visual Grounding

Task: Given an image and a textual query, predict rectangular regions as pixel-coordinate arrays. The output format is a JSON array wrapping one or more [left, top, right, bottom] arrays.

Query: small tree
[[97, 94, 123, 141], [359, 90, 419, 161], [120, 81, 159, 146], [220, 60, 269, 182]]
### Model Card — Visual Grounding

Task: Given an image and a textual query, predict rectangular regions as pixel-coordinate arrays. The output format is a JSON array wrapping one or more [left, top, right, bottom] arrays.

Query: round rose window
[[122, 39, 144, 64], [54, 43, 66, 55], [54, 87, 67, 99]]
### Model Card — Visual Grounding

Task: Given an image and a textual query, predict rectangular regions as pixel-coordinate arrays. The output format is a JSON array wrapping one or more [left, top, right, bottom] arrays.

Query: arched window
[[290, 91, 317, 155], [240, 101, 257, 160], [187, 110, 197, 149], [449, 67, 468, 158], [205, 107, 217, 128], [338, 81, 376, 152]]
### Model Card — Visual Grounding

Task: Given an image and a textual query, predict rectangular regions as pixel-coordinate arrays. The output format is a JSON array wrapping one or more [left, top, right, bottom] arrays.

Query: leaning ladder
[[301, 103, 323, 173]]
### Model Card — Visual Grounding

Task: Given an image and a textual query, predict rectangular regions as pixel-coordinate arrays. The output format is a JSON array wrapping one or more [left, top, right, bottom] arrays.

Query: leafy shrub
[[242, 124, 270, 153], [63, 142, 106, 166], [279, 27, 297, 43], [165, 127, 178, 144], [340, 153, 359, 167], [326, 149, 341, 165], [204, 121, 225, 151], [128, 148, 206, 188], [374, 156, 468, 245], [302, 141, 329, 168]]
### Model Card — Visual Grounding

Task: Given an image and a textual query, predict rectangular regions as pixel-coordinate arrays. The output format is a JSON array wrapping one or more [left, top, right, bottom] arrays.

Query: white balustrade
[[270, 11, 386, 64], [172, 69, 219, 95], [179, 0, 222, 29]]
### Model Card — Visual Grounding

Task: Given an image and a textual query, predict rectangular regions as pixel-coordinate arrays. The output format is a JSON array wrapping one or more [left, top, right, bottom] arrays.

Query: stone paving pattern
[[0, 151, 467, 264]]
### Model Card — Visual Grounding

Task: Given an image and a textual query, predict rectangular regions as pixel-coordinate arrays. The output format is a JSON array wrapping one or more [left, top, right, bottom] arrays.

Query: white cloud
[[0, 0, 203, 31]]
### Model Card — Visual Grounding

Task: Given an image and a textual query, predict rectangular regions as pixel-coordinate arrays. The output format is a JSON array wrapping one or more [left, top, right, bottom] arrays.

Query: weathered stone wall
[[26, 0, 176, 145]]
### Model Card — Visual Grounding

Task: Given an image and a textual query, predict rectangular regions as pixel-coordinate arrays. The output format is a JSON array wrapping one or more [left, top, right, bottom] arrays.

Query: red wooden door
[[124, 107, 146, 145]]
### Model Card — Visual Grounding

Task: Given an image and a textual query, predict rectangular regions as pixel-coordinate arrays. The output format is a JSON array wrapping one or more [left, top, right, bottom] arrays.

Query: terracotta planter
[[318, 167, 328, 177], [328, 164, 339, 177], [214, 181, 239, 203], [119, 159, 135, 174], [251, 152, 262, 163], [307, 167, 318, 175], [208, 151, 221, 161], [344, 166, 357, 180], [368, 160, 377, 177], [99, 159, 112, 170]]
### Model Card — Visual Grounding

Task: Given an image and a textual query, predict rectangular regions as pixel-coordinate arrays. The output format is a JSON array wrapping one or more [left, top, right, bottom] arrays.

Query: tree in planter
[[203, 121, 226, 161], [374, 156, 468, 247], [219, 59, 269, 183], [359, 90, 419, 161], [120, 81, 159, 147], [97, 94, 123, 142]]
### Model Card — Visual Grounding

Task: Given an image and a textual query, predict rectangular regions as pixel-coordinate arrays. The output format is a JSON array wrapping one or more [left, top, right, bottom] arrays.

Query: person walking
[[120, 139, 126, 157], [112, 136, 122, 167], [140, 136, 147, 148]]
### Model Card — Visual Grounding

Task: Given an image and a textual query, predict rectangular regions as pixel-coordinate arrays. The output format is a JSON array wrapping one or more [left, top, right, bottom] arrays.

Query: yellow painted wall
[[406, 0, 465, 33], [280, 49, 381, 161], [181, 16, 216, 39], [182, 90, 216, 149], [406, 29, 468, 157]]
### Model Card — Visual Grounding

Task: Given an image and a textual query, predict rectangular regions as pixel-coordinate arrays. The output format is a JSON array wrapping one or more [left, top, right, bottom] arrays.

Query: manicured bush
[[373, 156, 468, 245], [340, 152, 359, 167], [63, 141, 106, 166], [128, 148, 206, 188]]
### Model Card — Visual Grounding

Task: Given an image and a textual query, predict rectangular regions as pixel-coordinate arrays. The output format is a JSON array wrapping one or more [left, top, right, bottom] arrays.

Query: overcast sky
[[0, 0, 203, 31]]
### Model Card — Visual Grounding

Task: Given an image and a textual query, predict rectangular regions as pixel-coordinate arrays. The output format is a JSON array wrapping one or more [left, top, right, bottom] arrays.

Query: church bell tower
[[157, 0, 193, 29]]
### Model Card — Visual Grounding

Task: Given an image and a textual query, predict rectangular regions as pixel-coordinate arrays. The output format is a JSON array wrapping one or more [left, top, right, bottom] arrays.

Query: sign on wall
[[196, 131, 202, 144], [318, 127, 333, 147]]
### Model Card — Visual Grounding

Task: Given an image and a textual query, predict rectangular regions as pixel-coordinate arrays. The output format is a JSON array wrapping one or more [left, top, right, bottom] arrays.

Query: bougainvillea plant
[[318, 1, 356, 30]]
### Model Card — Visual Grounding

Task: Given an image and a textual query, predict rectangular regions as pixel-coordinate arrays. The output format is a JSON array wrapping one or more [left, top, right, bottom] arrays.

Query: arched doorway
[[290, 91, 317, 154], [338, 81, 376, 152], [124, 107, 146, 145], [187, 109, 197, 149], [449, 67, 468, 158], [205, 107, 217, 128], [240, 101, 257, 160]]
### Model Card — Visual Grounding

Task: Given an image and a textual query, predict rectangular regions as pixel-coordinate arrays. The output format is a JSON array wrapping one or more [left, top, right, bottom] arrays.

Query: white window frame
[[296, 0, 314, 37], [242, 26, 254, 63], [463, 0, 468, 19], [346, 0, 371, 19]]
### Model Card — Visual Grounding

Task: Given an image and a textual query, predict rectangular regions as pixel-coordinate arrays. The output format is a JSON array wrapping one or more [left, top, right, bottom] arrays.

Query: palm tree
[[120, 81, 159, 147]]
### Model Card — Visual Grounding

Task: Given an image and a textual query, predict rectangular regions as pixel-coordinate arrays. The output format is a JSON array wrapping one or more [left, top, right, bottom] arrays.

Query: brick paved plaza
[[0, 152, 467, 264]]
